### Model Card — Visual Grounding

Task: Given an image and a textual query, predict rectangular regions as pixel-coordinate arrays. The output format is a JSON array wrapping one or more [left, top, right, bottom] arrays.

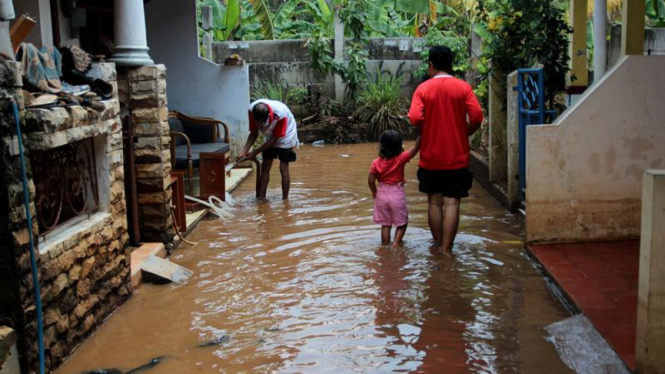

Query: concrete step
[[130, 243, 167, 289], [140, 255, 193, 285]]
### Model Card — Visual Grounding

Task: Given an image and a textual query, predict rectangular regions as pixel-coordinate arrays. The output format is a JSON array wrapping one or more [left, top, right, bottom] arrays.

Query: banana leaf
[[249, 0, 275, 39], [395, 0, 430, 14], [221, 0, 241, 40]]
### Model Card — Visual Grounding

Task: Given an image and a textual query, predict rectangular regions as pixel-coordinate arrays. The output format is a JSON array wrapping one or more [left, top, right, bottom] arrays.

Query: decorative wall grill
[[30, 138, 99, 238]]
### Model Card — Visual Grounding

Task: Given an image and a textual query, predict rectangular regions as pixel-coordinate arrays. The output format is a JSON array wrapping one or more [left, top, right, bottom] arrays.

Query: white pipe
[[0, 0, 15, 21], [593, 0, 608, 80], [185, 195, 236, 220]]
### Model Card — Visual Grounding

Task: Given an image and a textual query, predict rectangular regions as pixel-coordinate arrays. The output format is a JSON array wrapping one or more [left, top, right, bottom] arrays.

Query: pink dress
[[369, 151, 412, 227]]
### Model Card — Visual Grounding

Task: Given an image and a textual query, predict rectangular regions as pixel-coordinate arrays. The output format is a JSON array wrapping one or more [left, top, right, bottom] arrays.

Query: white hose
[[185, 194, 235, 219]]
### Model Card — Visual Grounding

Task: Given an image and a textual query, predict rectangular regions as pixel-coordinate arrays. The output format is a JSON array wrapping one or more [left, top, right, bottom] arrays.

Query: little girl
[[368, 130, 420, 247]]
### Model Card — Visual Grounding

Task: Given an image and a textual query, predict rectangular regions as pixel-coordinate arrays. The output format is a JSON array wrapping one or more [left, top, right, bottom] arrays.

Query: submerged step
[[140, 255, 193, 285]]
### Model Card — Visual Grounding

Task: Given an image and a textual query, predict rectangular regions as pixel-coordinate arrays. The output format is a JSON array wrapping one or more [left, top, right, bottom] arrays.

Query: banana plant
[[248, 0, 275, 39], [197, 0, 241, 41]]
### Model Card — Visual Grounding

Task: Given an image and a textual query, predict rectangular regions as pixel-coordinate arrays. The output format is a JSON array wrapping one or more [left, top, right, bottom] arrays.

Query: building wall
[[525, 56, 665, 243], [144, 0, 250, 155], [211, 37, 425, 101]]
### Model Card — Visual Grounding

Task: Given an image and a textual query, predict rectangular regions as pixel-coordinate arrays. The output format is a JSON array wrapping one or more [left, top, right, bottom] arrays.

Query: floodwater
[[56, 143, 573, 374]]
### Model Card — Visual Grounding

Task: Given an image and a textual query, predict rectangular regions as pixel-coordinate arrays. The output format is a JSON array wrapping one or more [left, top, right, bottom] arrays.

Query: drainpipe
[[0, 0, 15, 58], [593, 0, 607, 80]]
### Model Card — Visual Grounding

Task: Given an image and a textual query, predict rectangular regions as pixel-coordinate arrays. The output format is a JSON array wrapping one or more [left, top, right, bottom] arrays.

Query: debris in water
[[266, 327, 281, 332], [85, 357, 166, 374], [198, 335, 230, 347], [312, 140, 324, 147], [126, 356, 165, 374]]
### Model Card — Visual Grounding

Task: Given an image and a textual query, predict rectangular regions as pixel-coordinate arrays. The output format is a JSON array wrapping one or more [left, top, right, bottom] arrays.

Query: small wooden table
[[199, 152, 226, 201]]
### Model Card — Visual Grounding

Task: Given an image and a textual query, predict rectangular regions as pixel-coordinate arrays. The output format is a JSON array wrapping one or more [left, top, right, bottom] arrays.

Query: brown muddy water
[[56, 143, 573, 374]]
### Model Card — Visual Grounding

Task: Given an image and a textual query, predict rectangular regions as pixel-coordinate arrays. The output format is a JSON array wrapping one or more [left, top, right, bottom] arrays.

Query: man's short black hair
[[252, 103, 270, 123], [428, 46, 454, 73]]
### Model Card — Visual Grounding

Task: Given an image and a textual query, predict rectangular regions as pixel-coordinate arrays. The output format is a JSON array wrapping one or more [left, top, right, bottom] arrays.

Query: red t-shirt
[[408, 76, 484, 170], [369, 151, 412, 184]]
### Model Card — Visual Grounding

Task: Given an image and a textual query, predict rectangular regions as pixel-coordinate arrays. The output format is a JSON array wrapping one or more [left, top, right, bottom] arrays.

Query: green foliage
[[415, 27, 470, 78], [251, 80, 289, 102], [340, 42, 369, 101], [305, 31, 336, 75], [479, 0, 571, 99], [197, 0, 240, 41], [355, 73, 410, 139], [647, 0, 665, 27]]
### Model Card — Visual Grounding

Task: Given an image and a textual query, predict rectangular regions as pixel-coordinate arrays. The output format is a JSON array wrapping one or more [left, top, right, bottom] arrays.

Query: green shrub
[[355, 74, 409, 139]]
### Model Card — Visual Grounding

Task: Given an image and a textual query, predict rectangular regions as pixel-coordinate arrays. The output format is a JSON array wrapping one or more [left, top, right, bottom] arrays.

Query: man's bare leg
[[427, 193, 444, 245], [381, 226, 391, 245], [442, 196, 461, 253], [392, 224, 407, 248], [258, 158, 273, 200], [279, 161, 290, 200]]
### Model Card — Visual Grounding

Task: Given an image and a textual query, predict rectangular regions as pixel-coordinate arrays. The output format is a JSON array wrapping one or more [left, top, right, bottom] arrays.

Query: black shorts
[[417, 167, 473, 198], [263, 147, 297, 163]]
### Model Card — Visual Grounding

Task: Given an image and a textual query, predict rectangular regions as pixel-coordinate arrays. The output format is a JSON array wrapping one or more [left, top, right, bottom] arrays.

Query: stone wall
[[212, 37, 425, 106], [117, 65, 175, 245], [0, 60, 132, 372]]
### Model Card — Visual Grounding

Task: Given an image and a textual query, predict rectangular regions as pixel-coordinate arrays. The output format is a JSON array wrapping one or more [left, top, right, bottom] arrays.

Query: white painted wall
[[144, 0, 250, 155], [525, 56, 665, 243]]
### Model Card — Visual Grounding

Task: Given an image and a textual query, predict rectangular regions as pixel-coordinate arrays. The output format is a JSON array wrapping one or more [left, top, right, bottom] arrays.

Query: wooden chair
[[168, 111, 231, 197]]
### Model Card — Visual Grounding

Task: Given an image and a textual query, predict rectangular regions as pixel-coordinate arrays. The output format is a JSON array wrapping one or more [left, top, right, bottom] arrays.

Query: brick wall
[[118, 65, 175, 246], [0, 60, 132, 372]]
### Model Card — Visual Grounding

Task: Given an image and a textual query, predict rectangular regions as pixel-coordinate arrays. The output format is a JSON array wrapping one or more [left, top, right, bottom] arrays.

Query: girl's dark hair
[[379, 130, 403, 159]]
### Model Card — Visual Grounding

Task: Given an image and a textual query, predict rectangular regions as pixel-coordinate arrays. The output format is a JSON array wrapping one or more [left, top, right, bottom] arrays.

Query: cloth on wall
[[16, 43, 63, 94]]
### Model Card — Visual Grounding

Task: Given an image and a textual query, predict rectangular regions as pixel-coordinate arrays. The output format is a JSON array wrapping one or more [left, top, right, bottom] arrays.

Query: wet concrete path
[[56, 143, 573, 374]]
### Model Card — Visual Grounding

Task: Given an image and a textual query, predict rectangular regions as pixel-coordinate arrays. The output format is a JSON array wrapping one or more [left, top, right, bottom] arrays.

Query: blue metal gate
[[517, 68, 558, 205]]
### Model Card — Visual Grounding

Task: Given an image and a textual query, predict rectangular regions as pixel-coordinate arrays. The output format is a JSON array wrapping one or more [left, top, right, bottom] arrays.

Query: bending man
[[237, 99, 299, 200]]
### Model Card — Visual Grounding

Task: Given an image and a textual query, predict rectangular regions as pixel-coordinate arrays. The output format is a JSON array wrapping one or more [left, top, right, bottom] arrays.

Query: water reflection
[[55, 144, 572, 374]]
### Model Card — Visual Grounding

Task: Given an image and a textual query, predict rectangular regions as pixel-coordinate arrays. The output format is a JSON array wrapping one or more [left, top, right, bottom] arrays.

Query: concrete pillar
[[636, 170, 665, 374], [621, 0, 646, 56], [506, 71, 519, 211], [593, 0, 607, 79], [334, 11, 345, 102], [110, 0, 154, 66], [568, 0, 589, 87], [488, 70, 507, 183]]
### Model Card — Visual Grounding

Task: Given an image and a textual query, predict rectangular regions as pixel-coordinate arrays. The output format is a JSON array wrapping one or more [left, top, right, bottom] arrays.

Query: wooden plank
[[10, 15, 37, 52]]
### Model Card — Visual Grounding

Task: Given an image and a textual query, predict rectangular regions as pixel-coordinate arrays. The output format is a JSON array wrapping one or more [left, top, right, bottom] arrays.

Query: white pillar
[[593, 0, 607, 80], [110, 0, 154, 66], [334, 11, 345, 102], [0, 0, 14, 58], [636, 170, 665, 374]]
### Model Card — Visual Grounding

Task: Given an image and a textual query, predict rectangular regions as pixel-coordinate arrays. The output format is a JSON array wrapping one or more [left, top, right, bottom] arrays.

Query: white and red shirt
[[248, 99, 299, 149]]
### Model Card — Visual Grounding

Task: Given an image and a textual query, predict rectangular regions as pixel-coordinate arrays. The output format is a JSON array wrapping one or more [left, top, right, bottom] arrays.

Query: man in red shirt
[[408, 46, 484, 253]]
